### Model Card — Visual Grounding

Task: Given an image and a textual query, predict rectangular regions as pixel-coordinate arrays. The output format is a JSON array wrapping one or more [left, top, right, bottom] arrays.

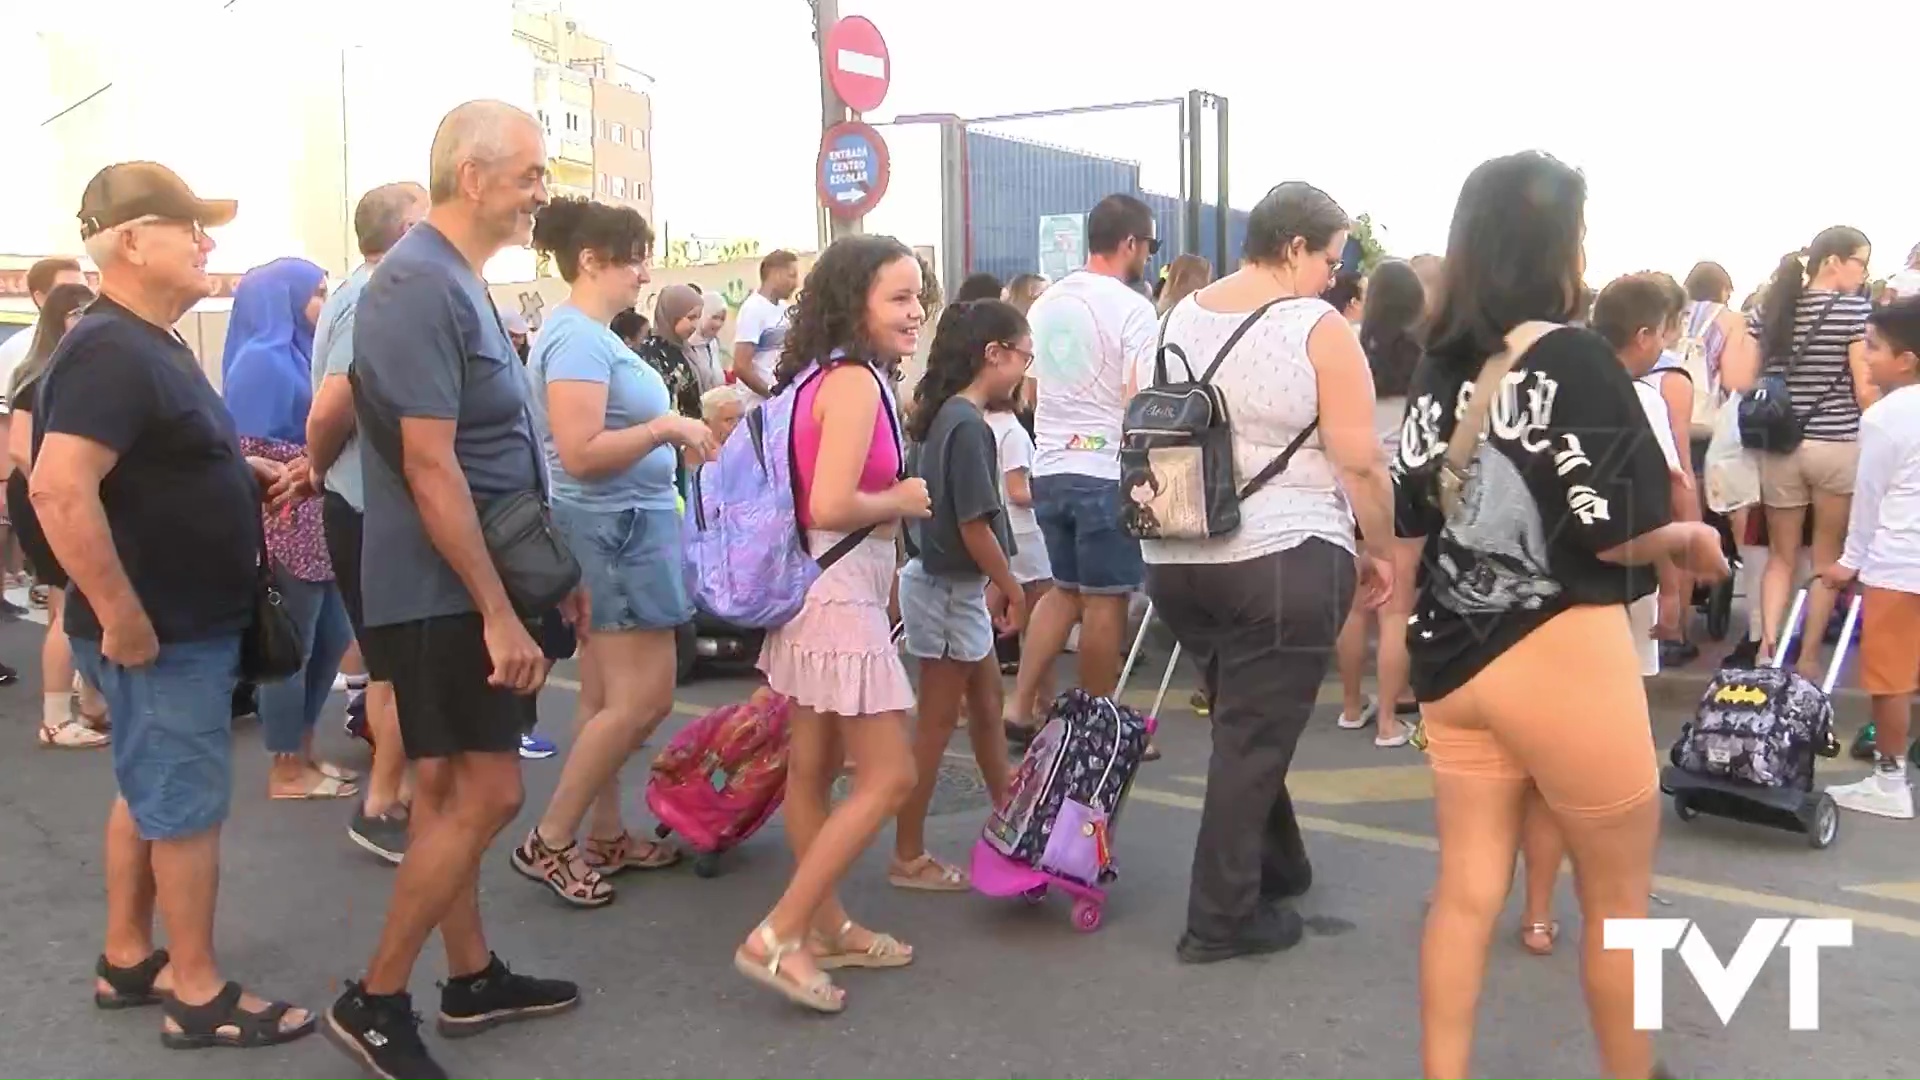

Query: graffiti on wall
[[662, 237, 762, 269]]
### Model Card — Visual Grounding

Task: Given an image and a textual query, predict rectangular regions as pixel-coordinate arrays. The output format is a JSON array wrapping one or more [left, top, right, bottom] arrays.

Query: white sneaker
[[1827, 771, 1916, 820], [1339, 696, 1378, 730]]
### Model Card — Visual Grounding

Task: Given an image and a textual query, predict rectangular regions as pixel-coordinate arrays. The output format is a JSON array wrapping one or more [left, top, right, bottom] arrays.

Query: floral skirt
[[758, 531, 914, 718]]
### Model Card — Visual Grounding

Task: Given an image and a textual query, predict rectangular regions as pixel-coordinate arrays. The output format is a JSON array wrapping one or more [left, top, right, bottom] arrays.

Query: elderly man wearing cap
[[30, 162, 315, 1047]]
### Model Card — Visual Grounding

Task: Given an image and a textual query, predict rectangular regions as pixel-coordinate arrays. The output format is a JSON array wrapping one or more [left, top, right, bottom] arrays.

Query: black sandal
[[94, 949, 170, 1010], [159, 982, 316, 1049]]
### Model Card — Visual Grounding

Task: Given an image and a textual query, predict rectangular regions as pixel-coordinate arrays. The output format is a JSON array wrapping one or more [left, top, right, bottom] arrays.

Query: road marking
[[1843, 881, 1920, 905], [1129, 785, 1920, 940], [534, 679, 1920, 937], [1169, 766, 1433, 805]]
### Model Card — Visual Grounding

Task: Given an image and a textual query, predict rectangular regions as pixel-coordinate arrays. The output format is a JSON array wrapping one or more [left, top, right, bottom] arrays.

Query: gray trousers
[[1145, 538, 1356, 942]]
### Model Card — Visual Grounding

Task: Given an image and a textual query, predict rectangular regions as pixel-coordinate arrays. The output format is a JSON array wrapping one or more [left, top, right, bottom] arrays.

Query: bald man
[[325, 101, 581, 1080]]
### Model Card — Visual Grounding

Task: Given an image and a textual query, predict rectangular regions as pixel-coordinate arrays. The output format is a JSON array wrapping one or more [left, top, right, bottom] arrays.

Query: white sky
[[612, 0, 1920, 296], [7, 0, 1918, 297]]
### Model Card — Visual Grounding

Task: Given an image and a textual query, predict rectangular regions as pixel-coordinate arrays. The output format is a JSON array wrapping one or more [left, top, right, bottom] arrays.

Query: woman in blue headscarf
[[224, 257, 359, 801]]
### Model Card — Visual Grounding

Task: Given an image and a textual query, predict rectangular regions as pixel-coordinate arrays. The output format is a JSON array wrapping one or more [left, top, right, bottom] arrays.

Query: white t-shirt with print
[[986, 410, 1050, 584], [1027, 270, 1157, 481], [1129, 295, 1354, 566], [732, 291, 790, 398]]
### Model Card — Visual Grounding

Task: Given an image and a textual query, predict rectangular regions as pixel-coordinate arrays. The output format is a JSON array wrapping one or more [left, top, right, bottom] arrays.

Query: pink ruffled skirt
[[758, 530, 915, 717]]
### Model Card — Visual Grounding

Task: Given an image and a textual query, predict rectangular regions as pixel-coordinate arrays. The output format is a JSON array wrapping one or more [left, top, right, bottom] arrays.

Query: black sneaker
[[436, 954, 577, 1038], [349, 807, 409, 865], [326, 982, 445, 1080]]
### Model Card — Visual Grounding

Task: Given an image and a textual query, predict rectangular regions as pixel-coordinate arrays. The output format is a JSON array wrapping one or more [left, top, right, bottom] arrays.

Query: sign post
[[814, 12, 893, 242], [817, 120, 891, 221]]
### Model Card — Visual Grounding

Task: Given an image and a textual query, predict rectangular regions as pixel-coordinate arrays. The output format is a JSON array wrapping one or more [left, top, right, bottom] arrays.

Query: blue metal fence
[[964, 131, 1248, 285]]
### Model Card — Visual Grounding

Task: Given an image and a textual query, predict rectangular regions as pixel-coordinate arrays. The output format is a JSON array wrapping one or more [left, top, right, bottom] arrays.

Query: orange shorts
[[1420, 604, 1658, 819], [1860, 586, 1920, 696]]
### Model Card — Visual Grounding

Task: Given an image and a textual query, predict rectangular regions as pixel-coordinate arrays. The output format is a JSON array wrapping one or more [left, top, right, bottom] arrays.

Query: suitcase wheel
[[1672, 793, 1699, 822], [1807, 793, 1839, 850], [654, 823, 672, 840], [1071, 898, 1103, 932], [1022, 885, 1048, 905], [693, 852, 722, 878]]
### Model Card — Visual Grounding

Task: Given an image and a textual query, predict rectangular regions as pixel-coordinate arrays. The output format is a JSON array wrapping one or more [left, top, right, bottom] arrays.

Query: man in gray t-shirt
[[328, 102, 583, 1080], [356, 221, 544, 629]]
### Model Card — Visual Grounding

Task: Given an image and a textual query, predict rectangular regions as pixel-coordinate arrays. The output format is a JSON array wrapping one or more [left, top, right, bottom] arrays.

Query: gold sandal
[[733, 924, 844, 1013], [811, 919, 913, 971], [887, 853, 969, 892]]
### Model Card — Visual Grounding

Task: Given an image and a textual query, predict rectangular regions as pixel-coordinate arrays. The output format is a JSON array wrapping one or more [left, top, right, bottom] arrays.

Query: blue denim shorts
[[71, 635, 241, 841], [898, 559, 994, 663], [552, 502, 692, 632], [1032, 472, 1144, 595]]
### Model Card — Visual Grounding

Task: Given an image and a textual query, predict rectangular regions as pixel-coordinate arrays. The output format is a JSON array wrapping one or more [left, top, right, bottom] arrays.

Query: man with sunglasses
[[1007, 194, 1160, 750]]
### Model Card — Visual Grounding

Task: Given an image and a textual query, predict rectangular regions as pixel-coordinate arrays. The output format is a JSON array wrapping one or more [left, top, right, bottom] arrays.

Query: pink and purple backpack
[[682, 361, 899, 628]]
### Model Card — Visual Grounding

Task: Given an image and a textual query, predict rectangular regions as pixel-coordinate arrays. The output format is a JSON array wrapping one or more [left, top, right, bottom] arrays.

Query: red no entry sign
[[824, 15, 890, 114]]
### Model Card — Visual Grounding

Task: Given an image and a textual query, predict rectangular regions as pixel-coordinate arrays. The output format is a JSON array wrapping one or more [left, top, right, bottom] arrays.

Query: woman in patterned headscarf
[[684, 290, 730, 393], [636, 283, 704, 420]]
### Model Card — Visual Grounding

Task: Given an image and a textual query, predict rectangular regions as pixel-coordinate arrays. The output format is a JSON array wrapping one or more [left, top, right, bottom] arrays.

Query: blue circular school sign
[[816, 120, 891, 220]]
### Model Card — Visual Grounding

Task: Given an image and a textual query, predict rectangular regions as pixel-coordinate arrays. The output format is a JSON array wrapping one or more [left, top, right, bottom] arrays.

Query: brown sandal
[[582, 832, 680, 875], [510, 830, 613, 908], [1520, 921, 1559, 956]]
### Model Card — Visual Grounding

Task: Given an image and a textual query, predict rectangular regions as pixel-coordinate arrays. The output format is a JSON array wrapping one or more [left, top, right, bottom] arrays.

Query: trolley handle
[[1766, 586, 1863, 696]]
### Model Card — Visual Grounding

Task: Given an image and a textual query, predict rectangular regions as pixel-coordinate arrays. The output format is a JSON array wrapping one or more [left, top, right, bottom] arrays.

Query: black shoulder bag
[[240, 522, 304, 682], [1118, 298, 1318, 541], [349, 301, 580, 619], [1738, 295, 1843, 455]]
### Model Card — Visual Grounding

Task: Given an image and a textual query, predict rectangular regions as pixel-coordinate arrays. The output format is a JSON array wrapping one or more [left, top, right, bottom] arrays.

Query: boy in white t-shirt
[[1819, 296, 1920, 819], [1592, 274, 1694, 676]]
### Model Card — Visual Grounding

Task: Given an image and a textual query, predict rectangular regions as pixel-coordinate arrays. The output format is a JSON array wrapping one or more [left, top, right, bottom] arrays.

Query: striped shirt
[[1752, 290, 1870, 441]]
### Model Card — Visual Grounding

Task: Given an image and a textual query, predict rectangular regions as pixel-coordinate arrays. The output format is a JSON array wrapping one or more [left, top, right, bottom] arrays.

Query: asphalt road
[[0, 611, 1915, 1080]]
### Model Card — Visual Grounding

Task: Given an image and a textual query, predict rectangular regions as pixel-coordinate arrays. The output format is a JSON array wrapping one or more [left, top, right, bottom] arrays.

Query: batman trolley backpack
[[1661, 587, 1853, 849]]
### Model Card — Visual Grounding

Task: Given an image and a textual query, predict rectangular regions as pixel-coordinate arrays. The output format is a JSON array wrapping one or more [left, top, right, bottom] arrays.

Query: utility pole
[[811, 0, 860, 246]]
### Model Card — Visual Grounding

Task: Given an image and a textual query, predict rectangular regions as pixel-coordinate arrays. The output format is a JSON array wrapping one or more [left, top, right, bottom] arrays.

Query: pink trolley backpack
[[646, 688, 792, 878]]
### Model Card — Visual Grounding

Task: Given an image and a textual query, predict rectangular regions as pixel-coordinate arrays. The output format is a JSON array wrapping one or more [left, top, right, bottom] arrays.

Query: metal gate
[[894, 92, 1239, 297]]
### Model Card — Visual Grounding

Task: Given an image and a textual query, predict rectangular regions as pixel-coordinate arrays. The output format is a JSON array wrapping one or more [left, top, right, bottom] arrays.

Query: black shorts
[[7, 473, 65, 588], [361, 613, 537, 760], [321, 492, 389, 680]]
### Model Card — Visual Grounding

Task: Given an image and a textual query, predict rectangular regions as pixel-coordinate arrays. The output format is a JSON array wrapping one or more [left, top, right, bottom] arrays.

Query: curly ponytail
[[905, 299, 1028, 443]]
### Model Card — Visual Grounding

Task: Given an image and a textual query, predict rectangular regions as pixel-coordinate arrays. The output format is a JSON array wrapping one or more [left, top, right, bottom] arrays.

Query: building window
[[536, 108, 548, 130], [598, 173, 608, 194], [634, 181, 649, 202], [610, 122, 624, 145], [565, 111, 579, 132], [612, 176, 626, 198], [637, 129, 647, 151]]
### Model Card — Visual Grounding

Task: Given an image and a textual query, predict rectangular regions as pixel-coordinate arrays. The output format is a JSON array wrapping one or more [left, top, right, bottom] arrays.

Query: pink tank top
[[793, 364, 901, 530]]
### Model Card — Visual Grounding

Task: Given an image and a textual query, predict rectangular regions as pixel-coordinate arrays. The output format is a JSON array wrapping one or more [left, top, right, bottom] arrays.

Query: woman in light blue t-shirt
[[513, 198, 717, 908]]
